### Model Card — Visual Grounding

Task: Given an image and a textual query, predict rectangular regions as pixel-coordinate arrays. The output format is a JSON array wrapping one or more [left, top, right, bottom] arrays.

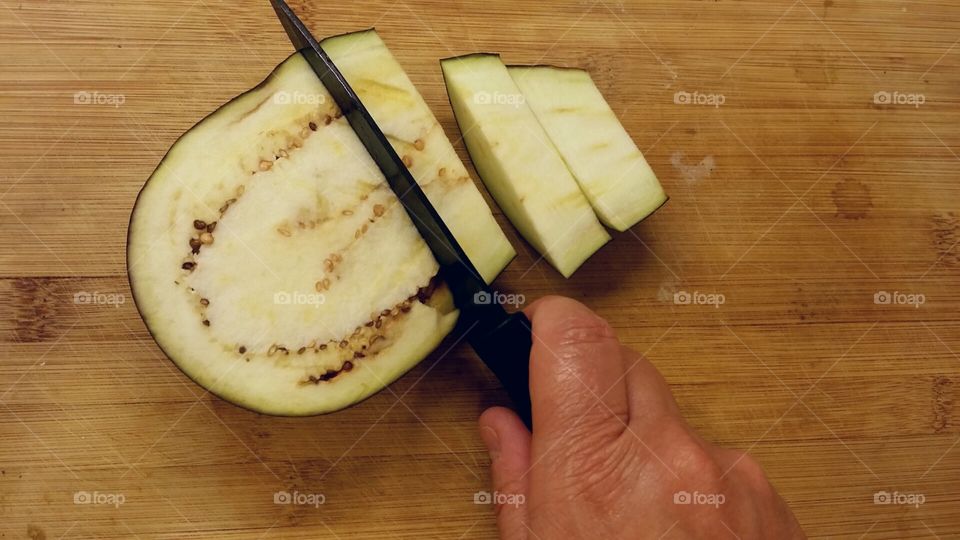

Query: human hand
[[478, 296, 806, 539]]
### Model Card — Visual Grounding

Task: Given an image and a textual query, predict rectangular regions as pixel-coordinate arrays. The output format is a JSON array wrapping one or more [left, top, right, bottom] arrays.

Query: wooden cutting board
[[2, 0, 958, 538]]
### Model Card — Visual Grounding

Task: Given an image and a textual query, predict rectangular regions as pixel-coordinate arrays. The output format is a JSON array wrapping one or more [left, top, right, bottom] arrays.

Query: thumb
[[479, 406, 531, 540]]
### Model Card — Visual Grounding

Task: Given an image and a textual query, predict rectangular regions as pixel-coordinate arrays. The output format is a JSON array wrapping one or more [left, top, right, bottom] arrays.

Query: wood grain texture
[[1, 0, 959, 538]]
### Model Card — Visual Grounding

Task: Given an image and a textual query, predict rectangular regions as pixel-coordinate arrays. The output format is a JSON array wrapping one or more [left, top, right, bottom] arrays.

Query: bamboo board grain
[[1, 0, 959, 538]]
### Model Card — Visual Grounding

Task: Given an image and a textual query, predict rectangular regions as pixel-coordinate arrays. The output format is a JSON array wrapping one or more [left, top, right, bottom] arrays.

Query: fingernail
[[480, 426, 500, 461]]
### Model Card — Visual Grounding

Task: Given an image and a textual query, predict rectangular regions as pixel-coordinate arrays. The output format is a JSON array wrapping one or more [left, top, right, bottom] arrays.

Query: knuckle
[[667, 434, 723, 484], [729, 451, 774, 495], [731, 450, 764, 477], [551, 314, 617, 349], [679, 446, 723, 482], [542, 315, 620, 379]]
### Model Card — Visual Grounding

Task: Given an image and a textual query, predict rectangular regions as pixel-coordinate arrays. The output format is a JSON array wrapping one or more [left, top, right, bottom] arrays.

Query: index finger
[[524, 296, 630, 442]]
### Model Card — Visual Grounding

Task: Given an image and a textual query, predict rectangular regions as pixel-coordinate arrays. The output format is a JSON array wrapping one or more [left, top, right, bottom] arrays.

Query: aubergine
[[127, 32, 513, 416], [508, 66, 667, 231], [324, 30, 515, 281], [441, 54, 610, 278]]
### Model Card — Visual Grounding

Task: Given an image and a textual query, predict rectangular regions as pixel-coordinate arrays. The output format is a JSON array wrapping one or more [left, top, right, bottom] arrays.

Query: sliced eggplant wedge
[[127, 50, 507, 416], [322, 30, 515, 283], [508, 66, 667, 231], [441, 54, 610, 278]]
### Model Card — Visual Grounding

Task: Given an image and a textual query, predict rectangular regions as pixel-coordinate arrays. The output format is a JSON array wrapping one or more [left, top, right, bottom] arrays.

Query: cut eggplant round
[[128, 50, 504, 416]]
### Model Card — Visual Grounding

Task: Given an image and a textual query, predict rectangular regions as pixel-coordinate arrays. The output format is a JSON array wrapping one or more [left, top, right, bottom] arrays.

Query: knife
[[270, 0, 534, 428]]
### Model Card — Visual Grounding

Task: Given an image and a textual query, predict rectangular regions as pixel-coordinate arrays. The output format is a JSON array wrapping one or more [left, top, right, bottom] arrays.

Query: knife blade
[[270, 0, 533, 428]]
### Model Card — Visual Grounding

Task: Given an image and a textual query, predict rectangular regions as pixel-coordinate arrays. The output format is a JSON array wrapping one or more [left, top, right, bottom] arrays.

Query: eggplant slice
[[441, 54, 610, 278], [508, 66, 667, 231], [128, 40, 510, 415]]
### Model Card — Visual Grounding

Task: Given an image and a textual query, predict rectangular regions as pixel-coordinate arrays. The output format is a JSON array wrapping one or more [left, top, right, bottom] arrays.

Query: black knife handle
[[469, 311, 533, 429]]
